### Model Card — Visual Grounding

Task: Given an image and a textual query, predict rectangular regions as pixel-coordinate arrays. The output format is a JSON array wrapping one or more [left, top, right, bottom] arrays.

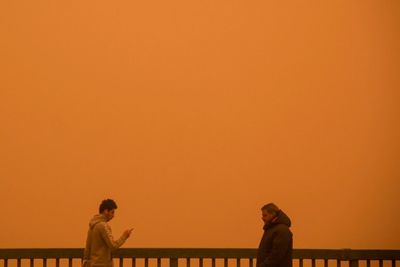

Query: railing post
[[170, 258, 178, 267], [344, 248, 358, 267], [349, 260, 359, 267]]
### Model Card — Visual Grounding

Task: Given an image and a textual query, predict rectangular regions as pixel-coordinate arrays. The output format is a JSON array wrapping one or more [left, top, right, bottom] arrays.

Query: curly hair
[[99, 199, 118, 213]]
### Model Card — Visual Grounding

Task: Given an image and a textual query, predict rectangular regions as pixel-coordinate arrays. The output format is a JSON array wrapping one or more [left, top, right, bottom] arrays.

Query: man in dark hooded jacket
[[257, 203, 293, 267]]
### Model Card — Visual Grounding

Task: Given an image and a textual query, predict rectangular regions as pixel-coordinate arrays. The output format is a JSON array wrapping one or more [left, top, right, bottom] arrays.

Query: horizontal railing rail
[[1, 249, 399, 267]]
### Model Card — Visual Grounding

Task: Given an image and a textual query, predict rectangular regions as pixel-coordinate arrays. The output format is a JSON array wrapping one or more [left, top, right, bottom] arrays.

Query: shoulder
[[272, 224, 292, 234], [94, 222, 109, 231]]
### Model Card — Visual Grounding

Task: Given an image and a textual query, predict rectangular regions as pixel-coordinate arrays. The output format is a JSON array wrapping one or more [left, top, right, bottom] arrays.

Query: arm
[[99, 222, 129, 250], [260, 228, 291, 267]]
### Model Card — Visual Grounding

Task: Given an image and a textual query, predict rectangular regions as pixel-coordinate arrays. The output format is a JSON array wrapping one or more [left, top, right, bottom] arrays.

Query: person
[[83, 199, 133, 267], [256, 203, 293, 267]]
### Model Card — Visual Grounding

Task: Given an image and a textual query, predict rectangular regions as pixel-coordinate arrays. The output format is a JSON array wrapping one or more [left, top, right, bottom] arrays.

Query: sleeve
[[99, 222, 128, 250], [260, 228, 291, 267]]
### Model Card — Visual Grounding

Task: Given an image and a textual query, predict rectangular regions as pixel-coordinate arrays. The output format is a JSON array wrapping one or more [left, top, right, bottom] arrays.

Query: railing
[[0, 249, 399, 267]]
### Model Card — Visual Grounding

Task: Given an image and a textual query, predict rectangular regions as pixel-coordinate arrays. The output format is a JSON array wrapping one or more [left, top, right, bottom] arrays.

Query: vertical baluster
[[186, 258, 190, 267], [336, 260, 341, 267], [391, 260, 395, 267], [170, 258, 178, 267], [312, 259, 316, 267], [56, 258, 60, 267], [379, 260, 383, 267], [249, 259, 253, 267], [131, 258, 136, 267], [5, 259, 8, 267], [224, 259, 228, 267], [157, 258, 161, 267], [43, 259, 47, 267], [199, 258, 203, 267], [68, 258, 73, 267], [212, 258, 216, 267], [366, 260, 370, 267], [145, 258, 149, 267], [324, 259, 328, 267], [299, 259, 303, 267], [349, 260, 358, 267], [237, 259, 240, 267], [30, 258, 34, 267], [17, 258, 21, 267]]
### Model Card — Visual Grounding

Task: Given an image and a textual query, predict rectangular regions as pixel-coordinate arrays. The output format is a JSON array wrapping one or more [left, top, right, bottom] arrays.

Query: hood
[[89, 214, 107, 229], [264, 210, 291, 230]]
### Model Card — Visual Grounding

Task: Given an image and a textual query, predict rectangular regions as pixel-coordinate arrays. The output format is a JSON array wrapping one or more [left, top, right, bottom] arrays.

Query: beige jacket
[[83, 214, 128, 267]]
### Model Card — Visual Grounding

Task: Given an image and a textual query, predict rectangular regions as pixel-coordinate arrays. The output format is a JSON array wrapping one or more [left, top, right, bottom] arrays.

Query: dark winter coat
[[256, 210, 293, 267]]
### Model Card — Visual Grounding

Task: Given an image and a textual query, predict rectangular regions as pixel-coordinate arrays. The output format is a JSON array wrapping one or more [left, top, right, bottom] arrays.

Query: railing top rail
[[0, 248, 399, 260]]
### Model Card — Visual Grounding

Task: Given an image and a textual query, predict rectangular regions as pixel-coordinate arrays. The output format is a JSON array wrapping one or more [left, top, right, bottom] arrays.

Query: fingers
[[123, 228, 134, 239], [125, 228, 134, 237]]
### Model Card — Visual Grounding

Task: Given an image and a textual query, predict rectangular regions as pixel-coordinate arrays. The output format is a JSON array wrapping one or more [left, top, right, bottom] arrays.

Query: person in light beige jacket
[[83, 199, 133, 267]]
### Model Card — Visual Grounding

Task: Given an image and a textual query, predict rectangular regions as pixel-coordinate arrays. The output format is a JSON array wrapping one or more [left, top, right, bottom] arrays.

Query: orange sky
[[0, 0, 399, 249]]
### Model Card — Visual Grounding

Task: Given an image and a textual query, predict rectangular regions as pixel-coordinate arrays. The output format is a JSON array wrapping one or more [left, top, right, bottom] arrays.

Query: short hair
[[99, 199, 118, 213], [261, 203, 280, 215]]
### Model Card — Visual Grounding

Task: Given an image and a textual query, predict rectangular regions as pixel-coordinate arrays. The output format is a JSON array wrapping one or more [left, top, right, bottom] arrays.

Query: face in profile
[[261, 210, 274, 224], [104, 209, 115, 221]]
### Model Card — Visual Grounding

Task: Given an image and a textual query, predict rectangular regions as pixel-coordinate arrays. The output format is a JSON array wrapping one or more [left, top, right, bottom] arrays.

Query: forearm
[[101, 223, 128, 250]]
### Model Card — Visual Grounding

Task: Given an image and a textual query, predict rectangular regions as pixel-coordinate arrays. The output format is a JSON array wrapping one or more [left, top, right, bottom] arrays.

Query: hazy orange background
[[0, 0, 399, 249]]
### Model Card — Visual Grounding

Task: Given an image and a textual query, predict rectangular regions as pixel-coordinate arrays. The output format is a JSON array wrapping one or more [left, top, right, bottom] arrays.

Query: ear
[[102, 209, 109, 214]]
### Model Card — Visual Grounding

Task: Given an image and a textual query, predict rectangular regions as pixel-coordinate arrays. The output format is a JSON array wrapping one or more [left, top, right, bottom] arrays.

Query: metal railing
[[0, 249, 399, 267]]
